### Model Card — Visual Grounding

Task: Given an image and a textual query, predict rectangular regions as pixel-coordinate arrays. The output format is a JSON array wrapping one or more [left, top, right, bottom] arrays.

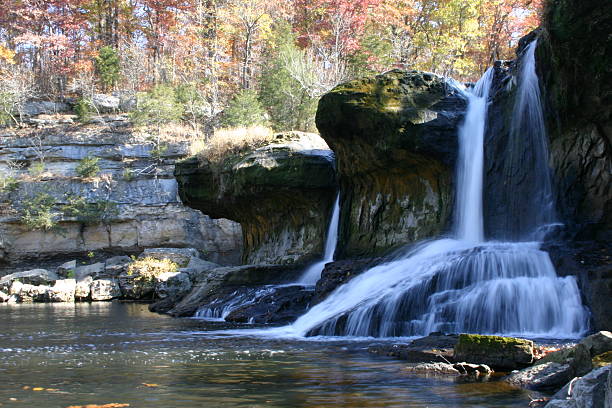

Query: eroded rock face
[[316, 70, 465, 258], [175, 132, 337, 266], [0, 129, 243, 267]]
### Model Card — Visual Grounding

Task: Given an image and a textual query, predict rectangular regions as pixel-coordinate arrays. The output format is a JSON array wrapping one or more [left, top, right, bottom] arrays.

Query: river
[[0, 303, 535, 407]]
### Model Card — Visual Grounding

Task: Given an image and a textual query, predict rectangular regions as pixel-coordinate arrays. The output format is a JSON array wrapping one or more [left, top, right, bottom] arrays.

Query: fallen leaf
[[21, 386, 30, 390], [32, 387, 44, 391], [141, 383, 158, 388]]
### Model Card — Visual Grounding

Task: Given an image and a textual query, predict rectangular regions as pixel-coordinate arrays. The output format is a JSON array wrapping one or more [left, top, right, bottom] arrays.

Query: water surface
[[0, 303, 532, 407]]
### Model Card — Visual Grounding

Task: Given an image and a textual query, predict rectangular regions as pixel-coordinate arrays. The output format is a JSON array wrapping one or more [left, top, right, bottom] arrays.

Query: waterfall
[[297, 193, 341, 285], [501, 39, 558, 240], [278, 42, 588, 338], [455, 68, 494, 243]]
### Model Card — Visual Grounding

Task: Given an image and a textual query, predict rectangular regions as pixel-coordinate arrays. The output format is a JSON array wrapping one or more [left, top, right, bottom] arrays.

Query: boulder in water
[[49, 279, 76, 302], [0, 269, 59, 289], [453, 334, 534, 370], [544, 365, 611, 408], [91, 279, 121, 301], [504, 362, 574, 391], [155, 271, 192, 299]]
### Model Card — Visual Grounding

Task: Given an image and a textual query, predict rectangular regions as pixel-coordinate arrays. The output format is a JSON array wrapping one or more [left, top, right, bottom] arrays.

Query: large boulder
[[49, 279, 76, 302], [453, 334, 534, 370], [0, 269, 59, 289], [90, 279, 121, 301], [316, 70, 465, 258], [544, 365, 612, 408], [154, 271, 192, 299], [505, 362, 574, 391], [175, 132, 337, 266], [164, 264, 295, 317], [141, 247, 199, 267]]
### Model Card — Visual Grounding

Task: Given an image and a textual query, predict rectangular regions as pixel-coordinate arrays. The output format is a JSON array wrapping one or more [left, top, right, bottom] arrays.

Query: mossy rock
[[454, 334, 534, 370]]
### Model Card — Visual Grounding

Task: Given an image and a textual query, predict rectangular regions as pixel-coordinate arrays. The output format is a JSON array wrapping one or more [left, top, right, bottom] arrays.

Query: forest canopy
[[0, 0, 542, 132]]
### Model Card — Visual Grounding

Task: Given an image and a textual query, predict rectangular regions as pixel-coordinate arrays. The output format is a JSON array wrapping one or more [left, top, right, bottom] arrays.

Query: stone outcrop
[[544, 365, 611, 408], [315, 70, 466, 258], [175, 132, 337, 266], [453, 334, 534, 370], [0, 125, 243, 268]]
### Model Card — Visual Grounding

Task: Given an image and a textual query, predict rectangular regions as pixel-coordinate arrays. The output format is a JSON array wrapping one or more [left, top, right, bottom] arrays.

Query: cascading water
[[275, 41, 588, 338], [195, 193, 340, 320], [298, 193, 341, 285]]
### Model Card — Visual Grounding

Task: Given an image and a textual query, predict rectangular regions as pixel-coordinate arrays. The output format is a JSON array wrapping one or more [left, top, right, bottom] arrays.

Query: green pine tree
[[95, 46, 120, 92]]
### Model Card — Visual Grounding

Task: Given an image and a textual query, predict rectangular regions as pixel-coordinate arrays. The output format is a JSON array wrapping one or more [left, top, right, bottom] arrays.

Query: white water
[[455, 67, 494, 243], [505, 39, 558, 240], [298, 193, 341, 285], [269, 45, 587, 338], [205, 40, 588, 339]]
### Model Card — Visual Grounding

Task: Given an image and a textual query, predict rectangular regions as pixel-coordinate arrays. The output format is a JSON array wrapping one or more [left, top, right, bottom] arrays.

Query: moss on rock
[[316, 70, 465, 258], [454, 334, 535, 370]]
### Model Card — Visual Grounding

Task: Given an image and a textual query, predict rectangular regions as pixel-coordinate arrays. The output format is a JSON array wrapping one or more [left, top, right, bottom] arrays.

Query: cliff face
[[0, 121, 243, 268], [540, 0, 611, 331], [316, 70, 466, 259], [175, 132, 337, 266]]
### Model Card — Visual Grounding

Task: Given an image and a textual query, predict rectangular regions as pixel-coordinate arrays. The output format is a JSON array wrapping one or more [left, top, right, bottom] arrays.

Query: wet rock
[[368, 333, 458, 364], [544, 365, 611, 408], [182, 257, 221, 281], [56, 260, 77, 278], [0, 269, 59, 289], [49, 279, 76, 302], [454, 334, 534, 370], [90, 279, 121, 301], [155, 272, 192, 299], [0, 290, 9, 302], [75, 276, 93, 300], [453, 362, 492, 376], [166, 264, 293, 317], [316, 70, 465, 258], [505, 362, 574, 391], [175, 132, 336, 265], [141, 248, 199, 267], [224, 285, 314, 324], [312, 258, 380, 305], [406, 363, 460, 375]]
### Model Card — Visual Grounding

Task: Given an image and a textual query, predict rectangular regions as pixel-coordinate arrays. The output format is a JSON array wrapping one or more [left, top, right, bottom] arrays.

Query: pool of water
[[0, 302, 533, 407]]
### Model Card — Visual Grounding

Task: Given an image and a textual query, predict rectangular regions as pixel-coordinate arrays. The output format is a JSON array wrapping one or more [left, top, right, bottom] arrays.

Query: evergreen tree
[[258, 23, 317, 132], [220, 89, 267, 128], [95, 46, 120, 91]]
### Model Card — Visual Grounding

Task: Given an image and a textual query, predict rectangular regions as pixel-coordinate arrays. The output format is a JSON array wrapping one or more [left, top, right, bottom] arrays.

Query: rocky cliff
[[175, 132, 337, 266], [316, 70, 466, 258], [0, 119, 243, 270]]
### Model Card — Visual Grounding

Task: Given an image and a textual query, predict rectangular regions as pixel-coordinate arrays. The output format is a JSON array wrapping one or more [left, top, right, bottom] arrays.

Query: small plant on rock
[[20, 192, 58, 231], [74, 97, 93, 123], [76, 155, 101, 178], [126, 257, 179, 282]]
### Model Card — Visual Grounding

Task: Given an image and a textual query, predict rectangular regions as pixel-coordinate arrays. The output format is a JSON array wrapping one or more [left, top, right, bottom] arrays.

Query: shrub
[[95, 46, 120, 91], [75, 155, 100, 178], [74, 97, 93, 122], [126, 257, 179, 282], [63, 195, 118, 225], [0, 174, 19, 193], [220, 89, 268, 128], [130, 84, 184, 132], [28, 162, 45, 178], [20, 192, 58, 231]]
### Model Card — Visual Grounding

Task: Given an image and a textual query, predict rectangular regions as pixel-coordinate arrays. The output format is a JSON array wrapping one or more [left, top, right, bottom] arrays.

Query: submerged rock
[[406, 362, 461, 375], [369, 333, 457, 364], [176, 132, 337, 266], [316, 70, 466, 258], [453, 334, 534, 370]]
